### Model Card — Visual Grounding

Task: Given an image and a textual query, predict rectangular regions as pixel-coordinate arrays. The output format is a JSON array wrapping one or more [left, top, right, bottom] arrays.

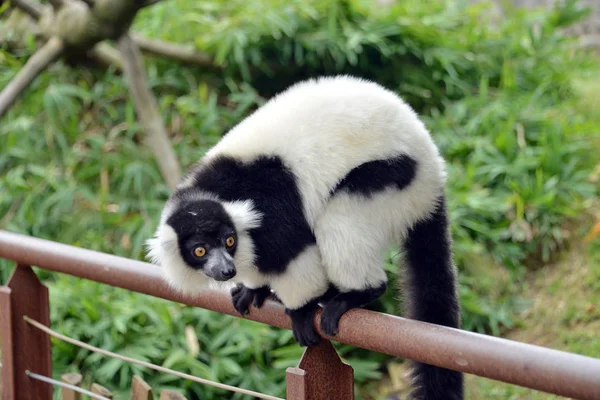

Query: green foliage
[[439, 90, 597, 268], [46, 274, 288, 398], [1, 0, 598, 398], [466, 236, 600, 398], [41, 272, 385, 398]]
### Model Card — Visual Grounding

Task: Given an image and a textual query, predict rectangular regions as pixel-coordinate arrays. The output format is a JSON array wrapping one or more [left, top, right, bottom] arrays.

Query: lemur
[[147, 75, 463, 400]]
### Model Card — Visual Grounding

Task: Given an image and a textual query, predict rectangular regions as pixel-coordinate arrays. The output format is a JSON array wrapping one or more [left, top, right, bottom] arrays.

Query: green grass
[[466, 233, 600, 399], [373, 210, 600, 400]]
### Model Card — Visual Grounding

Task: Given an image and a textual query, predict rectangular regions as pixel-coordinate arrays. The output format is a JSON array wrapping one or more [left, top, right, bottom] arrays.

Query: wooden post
[[286, 340, 354, 400], [91, 383, 113, 399], [0, 265, 52, 400], [61, 373, 82, 400], [159, 390, 186, 399], [131, 375, 152, 400]]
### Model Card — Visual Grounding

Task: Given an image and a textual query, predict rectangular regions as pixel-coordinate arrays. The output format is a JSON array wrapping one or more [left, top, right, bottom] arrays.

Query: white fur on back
[[205, 75, 446, 226], [270, 245, 329, 309]]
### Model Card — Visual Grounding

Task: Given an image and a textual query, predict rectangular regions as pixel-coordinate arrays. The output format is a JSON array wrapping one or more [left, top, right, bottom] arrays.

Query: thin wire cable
[[23, 316, 285, 400], [25, 370, 110, 400]]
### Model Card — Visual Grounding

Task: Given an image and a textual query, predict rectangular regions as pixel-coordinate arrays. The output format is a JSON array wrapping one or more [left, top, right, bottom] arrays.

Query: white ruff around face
[[145, 197, 263, 295], [146, 223, 213, 294]]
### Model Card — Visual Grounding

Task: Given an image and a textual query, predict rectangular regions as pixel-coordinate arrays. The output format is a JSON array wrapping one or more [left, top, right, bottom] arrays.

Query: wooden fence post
[[159, 390, 187, 399], [61, 373, 82, 400], [286, 340, 354, 400], [91, 383, 113, 399], [0, 264, 52, 400], [131, 375, 152, 400]]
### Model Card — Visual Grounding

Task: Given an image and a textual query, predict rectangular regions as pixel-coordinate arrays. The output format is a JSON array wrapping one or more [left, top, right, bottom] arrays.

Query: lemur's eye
[[226, 236, 235, 247], [193, 247, 206, 257]]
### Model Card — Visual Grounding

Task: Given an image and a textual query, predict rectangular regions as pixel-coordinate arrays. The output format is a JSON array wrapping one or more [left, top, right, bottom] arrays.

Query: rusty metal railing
[[1, 229, 600, 399]]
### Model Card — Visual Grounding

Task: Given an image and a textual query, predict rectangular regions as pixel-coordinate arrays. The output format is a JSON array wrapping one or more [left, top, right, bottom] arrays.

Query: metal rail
[[1, 229, 599, 400]]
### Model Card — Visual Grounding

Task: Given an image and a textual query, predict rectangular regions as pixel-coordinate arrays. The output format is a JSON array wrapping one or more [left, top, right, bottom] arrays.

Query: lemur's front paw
[[252, 286, 272, 308], [231, 285, 254, 315], [320, 301, 347, 336], [231, 285, 272, 315], [286, 302, 321, 347]]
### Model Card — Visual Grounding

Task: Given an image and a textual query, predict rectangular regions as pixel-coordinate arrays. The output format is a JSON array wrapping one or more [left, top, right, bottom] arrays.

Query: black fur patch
[[166, 200, 237, 270], [332, 154, 417, 197], [403, 196, 460, 327], [286, 299, 322, 347], [231, 284, 273, 315], [320, 282, 387, 336], [167, 199, 234, 236], [403, 195, 464, 399], [408, 362, 464, 400], [187, 155, 316, 274]]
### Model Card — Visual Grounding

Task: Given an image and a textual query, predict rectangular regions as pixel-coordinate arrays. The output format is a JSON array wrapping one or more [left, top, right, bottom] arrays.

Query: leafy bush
[[1, 0, 598, 397], [47, 274, 293, 399]]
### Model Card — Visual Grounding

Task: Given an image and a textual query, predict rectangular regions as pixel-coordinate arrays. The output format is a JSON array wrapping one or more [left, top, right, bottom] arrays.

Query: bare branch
[[118, 33, 181, 191], [88, 42, 124, 70], [131, 33, 216, 68], [9, 0, 43, 20], [0, 36, 64, 118]]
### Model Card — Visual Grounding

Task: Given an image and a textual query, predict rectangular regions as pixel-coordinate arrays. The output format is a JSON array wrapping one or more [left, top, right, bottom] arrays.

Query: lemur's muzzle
[[203, 248, 236, 281]]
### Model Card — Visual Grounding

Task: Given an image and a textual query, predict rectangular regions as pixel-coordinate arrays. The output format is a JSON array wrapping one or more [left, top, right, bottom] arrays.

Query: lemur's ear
[[221, 200, 262, 232]]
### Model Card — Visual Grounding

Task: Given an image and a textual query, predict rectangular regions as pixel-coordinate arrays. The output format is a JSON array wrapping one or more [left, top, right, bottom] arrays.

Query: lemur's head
[[146, 187, 261, 295]]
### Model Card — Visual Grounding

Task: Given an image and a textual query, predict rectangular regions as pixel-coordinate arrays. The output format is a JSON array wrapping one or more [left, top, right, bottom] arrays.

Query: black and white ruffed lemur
[[147, 75, 463, 399]]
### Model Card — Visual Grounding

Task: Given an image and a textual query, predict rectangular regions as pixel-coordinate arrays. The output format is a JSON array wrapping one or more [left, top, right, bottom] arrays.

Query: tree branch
[[9, 0, 43, 20], [88, 42, 124, 70], [131, 33, 216, 68], [118, 33, 181, 191], [0, 36, 64, 118]]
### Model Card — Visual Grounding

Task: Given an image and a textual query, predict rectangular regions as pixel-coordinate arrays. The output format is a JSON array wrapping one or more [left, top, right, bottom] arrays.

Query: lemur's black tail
[[402, 194, 464, 400]]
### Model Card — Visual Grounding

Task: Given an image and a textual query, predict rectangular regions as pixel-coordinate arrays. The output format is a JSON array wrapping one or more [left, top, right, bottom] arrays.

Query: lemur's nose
[[222, 268, 236, 279]]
